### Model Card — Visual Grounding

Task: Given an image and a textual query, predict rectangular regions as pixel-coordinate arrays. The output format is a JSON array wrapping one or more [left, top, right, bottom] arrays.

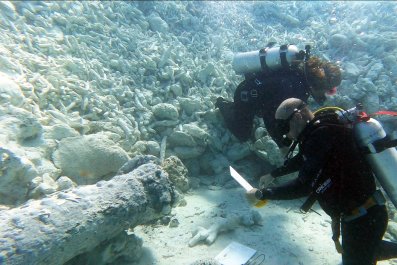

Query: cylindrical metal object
[[354, 118, 397, 209], [232, 45, 300, 74]]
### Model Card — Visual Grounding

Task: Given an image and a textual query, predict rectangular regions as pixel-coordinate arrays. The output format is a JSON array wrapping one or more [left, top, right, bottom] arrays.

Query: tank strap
[[259, 47, 270, 74], [300, 192, 317, 213], [259, 42, 279, 74], [361, 135, 397, 154], [279, 44, 289, 68]]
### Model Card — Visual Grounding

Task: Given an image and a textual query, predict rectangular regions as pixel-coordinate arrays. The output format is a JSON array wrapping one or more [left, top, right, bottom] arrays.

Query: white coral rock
[[52, 133, 129, 184], [152, 103, 179, 121], [0, 74, 25, 107], [148, 13, 169, 33]]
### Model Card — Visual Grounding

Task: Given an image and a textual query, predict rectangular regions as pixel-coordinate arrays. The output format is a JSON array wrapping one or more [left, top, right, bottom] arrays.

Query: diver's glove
[[246, 188, 270, 207], [250, 188, 274, 200], [246, 188, 271, 201], [246, 188, 259, 205]]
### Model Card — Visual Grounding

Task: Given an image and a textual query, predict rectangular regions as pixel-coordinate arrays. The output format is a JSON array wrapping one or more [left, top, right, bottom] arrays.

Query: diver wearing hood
[[215, 44, 341, 147]]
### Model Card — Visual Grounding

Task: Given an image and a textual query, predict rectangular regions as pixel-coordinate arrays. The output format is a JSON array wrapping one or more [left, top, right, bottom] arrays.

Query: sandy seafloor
[[132, 188, 397, 265], [133, 187, 397, 265]]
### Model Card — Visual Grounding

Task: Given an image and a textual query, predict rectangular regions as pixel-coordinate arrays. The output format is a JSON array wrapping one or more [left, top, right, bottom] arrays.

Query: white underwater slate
[[214, 241, 256, 265]]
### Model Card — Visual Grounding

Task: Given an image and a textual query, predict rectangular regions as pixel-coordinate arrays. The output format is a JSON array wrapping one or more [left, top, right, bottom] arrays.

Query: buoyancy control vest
[[298, 104, 397, 211]]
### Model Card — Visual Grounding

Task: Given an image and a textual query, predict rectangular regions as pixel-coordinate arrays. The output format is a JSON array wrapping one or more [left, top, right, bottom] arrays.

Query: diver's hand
[[259, 174, 274, 189], [246, 188, 260, 205]]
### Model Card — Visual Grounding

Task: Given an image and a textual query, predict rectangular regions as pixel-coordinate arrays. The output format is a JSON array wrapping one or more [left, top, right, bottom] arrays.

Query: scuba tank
[[232, 44, 310, 75], [350, 106, 397, 209], [315, 104, 397, 209]]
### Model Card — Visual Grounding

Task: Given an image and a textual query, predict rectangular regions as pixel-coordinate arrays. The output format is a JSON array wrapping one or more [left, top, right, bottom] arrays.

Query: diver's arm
[[257, 178, 311, 200], [270, 152, 304, 178], [258, 152, 303, 189], [257, 154, 323, 200], [257, 127, 333, 200]]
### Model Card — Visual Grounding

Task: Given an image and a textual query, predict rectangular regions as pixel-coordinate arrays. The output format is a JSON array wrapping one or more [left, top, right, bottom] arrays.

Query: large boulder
[[52, 133, 129, 184]]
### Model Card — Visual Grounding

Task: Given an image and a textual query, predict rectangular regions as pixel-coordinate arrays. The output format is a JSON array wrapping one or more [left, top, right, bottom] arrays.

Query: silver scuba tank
[[305, 105, 396, 212], [232, 44, 301, 74], [353, 115, 397, 209]]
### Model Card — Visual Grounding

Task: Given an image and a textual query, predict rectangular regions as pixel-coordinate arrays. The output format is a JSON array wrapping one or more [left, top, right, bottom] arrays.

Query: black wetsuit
[[217, 70, 310, 146], [259, 121, 397, 265]]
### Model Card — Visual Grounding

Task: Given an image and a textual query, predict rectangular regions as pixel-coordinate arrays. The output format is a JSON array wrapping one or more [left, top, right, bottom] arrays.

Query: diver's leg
[[341, 205, 387, 265], [376, 240, 397, 261]]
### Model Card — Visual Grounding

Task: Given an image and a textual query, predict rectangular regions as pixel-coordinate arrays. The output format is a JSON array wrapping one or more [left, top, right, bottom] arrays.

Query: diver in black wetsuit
[[246, 98, 397, 265], [216, 56, 341, 147]]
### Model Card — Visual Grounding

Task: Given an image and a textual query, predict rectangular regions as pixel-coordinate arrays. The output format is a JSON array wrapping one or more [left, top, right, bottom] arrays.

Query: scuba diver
[[215, 44, 342, 148], [246, 98, 397, 265]]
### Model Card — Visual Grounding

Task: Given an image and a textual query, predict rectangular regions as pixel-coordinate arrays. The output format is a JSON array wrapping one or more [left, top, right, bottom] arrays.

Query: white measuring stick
[[229, 166, 254, 191]]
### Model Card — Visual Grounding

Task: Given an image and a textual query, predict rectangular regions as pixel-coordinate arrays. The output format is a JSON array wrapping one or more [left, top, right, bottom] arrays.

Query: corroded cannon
[[0, 162, 175, 265]]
